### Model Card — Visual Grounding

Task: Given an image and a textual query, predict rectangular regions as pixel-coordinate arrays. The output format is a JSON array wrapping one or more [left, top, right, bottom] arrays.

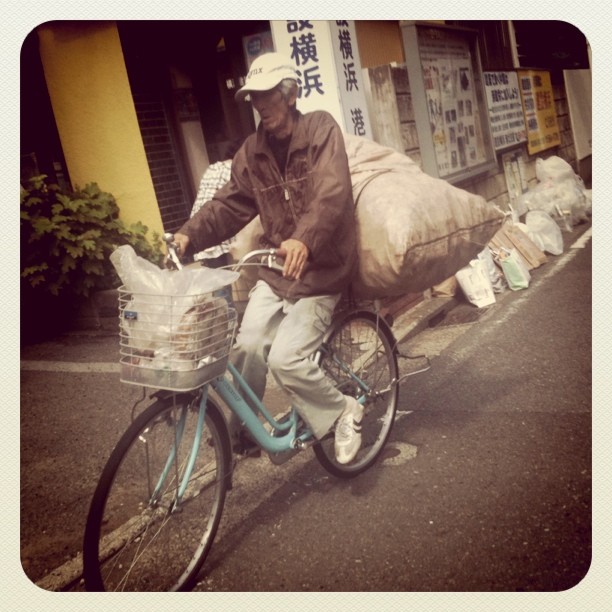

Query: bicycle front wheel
[[314, 310, 399, 478], [83, 393, 231, 591]]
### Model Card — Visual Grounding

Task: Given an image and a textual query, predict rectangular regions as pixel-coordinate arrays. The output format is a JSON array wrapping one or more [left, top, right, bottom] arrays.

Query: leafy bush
[[20, 175, 164, 297]]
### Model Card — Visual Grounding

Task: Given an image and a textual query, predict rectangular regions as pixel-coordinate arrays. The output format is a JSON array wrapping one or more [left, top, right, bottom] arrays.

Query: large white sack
[[343, 135, 505, 297], [230, 135, 505, 299]]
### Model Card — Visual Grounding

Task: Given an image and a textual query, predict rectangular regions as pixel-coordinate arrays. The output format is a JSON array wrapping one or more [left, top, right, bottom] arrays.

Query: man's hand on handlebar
[[277, 238, 309, 280], [163, 232, 190, 270], [172, 233, 191, 258], [167, 232, 307, 279]]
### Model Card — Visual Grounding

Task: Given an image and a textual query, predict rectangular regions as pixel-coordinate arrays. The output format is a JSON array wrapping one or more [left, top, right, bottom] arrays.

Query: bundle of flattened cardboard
[[488, 221, 547, 272]]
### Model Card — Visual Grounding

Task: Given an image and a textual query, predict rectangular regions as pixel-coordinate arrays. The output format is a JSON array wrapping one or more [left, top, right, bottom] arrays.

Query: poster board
[[483, 71, 527, 151], [401, 21, 496, 183], [517, 70, 561, 155]]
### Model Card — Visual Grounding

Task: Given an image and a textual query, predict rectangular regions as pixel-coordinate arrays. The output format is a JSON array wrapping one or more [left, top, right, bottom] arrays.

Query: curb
[[392, 295, 459, 344]]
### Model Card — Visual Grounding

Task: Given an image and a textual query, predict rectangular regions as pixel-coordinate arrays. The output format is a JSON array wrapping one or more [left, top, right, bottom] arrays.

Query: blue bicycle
[[82, 238, 399, 591]]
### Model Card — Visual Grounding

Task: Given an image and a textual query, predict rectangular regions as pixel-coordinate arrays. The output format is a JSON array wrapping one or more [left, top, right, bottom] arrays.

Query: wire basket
[[118, 286, 237, 391]]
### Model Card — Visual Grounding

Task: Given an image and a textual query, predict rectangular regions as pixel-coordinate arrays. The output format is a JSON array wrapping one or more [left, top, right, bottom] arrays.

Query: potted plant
[[20, 175, 164, 342]]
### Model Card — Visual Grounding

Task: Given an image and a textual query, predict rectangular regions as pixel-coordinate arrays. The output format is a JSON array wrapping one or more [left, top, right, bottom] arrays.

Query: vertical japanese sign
[[417, 27, 488, 178], [502, 149, 528, 208], [330, 21, 372, 137], [518, 70, 561, 155], [483, 71, 527, 150], [270, 20, 372, 137]]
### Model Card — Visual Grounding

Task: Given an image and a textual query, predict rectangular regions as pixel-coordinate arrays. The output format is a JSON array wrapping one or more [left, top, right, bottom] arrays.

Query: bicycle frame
[[212, 358, 367, 455], [148, 392, 210, 510], [147, 322, 375, 513], [85, 241, 406, 591], [149, 239, 380, 493], [158, 338, 372, 477]]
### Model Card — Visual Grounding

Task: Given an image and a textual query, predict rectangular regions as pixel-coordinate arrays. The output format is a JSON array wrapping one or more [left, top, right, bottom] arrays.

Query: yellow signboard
[[518, 70, 561, 155]]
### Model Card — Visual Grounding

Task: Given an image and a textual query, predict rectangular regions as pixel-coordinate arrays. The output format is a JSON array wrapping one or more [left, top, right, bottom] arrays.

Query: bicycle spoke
[[314, 311, 398, 477], [83, 396, 230, 591]]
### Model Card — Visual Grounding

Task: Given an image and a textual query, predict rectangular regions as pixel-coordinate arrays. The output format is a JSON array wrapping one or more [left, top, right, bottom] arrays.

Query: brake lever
[[265, 251, 285, 272], [163, 232, 183, 270]]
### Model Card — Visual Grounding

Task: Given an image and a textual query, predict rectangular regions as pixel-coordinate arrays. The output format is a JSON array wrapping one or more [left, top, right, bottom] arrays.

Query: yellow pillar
[[37, 22, 164, 239]]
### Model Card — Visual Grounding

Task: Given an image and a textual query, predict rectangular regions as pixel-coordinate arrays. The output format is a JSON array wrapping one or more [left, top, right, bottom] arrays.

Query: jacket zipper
[[261, 141, 299, 226], [284, 185, 299, 224], [279, 152, 298, 225]]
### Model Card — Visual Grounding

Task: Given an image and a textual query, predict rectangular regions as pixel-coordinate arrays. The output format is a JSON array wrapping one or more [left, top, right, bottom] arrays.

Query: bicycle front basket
[[118, 287, 237, 391]]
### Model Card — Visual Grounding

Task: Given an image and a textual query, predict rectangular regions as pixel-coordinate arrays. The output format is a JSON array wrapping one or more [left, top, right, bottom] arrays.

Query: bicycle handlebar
[[163, 233, 284, 273], [234, 249, 285, 272]]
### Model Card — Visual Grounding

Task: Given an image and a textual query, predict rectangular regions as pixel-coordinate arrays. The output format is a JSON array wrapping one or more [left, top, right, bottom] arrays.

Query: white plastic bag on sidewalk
[[455, 259, 496, 308], [517, 155, 589, 228], [477, 247, 505, 293], [524, 210, 564, 255], [536, 156, 577, 183]]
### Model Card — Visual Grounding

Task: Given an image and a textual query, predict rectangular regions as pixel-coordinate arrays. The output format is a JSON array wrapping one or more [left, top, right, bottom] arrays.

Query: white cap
[[235, 52, 298, 102]]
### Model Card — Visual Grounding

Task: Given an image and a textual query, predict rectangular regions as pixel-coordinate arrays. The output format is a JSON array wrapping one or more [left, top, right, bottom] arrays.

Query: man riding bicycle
[[173, 52, 363, 464]]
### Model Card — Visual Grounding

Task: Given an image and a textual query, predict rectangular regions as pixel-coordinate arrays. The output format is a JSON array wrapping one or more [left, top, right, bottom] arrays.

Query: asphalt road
[[186, 226, 593, 593], [15, 223, 600, 606]]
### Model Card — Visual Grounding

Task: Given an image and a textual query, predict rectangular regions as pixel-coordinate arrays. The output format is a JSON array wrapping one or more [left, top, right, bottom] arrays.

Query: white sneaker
[[334, 397, 364, 464]]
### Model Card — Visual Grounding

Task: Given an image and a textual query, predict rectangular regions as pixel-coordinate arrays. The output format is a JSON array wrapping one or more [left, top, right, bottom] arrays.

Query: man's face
[[250, 86, 296, 139]]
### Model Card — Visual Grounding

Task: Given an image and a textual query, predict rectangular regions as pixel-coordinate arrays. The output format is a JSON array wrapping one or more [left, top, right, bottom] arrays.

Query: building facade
[[21, 20, 591, 243]]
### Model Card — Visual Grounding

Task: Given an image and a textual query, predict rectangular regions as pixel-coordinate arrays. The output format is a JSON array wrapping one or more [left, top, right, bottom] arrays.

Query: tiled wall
[[132, 94, 191, 233]]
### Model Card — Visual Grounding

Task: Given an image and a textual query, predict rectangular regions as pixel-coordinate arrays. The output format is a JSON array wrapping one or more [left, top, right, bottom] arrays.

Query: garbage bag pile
[[453, 154, 590, 307], [455, 216, 555, 306], [515, 155, 591, 230]]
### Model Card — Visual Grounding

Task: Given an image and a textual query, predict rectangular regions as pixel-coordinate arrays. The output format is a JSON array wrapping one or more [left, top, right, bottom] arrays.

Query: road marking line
[[381, 441, 418, 466], [570, 227, 592, 249], [20, 361, 119, 373], [486, 227, 590, 330]]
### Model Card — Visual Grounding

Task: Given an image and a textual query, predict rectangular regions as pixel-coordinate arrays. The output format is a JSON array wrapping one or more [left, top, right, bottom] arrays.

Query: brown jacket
[[179, 110, 357, 299]]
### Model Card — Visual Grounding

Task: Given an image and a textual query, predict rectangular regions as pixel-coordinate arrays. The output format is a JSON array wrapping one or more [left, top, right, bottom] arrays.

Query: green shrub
[[20, 175, 164, 297]]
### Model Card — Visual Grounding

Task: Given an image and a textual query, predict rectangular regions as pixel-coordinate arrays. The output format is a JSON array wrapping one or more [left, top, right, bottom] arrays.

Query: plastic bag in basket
[[110, 244, 239, 297], [111, 245, 238, 363]]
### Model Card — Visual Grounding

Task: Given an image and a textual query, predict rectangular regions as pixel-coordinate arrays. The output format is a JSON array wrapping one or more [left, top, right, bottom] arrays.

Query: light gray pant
[[230, 280, 346, 440]]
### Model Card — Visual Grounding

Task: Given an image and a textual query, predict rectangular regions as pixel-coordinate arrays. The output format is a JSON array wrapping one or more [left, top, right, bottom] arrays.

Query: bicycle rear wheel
[[313, 310, 399, 478], [83, 393, 231, 591]]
